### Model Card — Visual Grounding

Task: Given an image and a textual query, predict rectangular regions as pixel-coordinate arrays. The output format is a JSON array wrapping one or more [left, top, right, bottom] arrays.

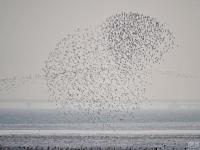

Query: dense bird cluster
[[44, 12, 175, 120]]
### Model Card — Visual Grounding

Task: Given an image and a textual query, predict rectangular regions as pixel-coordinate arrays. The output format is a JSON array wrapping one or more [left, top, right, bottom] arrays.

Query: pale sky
[[0, 0, 200, 108]]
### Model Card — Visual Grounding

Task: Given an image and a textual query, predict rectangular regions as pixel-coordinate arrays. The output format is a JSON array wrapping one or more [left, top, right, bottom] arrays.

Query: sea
[[0, 100, 200, 149]]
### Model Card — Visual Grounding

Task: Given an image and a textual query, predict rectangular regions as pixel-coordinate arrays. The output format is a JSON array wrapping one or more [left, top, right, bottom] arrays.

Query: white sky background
[[0, 0, 200, 108]]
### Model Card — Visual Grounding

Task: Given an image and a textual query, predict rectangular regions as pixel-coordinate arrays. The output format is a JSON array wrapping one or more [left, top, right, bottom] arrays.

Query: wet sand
[[0, 130, 200, 149]]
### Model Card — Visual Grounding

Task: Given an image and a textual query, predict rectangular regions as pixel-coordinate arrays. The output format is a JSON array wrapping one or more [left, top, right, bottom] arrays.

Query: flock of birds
[[0, 11, 178, 122], [0, 74, 42, 92], [44, 12, 176, 121]]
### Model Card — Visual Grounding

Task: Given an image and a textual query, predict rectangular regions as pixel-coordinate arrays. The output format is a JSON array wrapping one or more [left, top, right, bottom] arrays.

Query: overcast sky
[[0, 0, 200, 108]]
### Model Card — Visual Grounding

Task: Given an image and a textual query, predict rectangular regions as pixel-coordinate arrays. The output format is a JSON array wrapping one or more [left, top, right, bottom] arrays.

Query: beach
[[0, 130, 200, 149]]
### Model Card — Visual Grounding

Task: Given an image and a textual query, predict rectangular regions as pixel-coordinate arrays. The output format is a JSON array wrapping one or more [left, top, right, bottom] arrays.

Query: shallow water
[[1, 108, 200, 130]]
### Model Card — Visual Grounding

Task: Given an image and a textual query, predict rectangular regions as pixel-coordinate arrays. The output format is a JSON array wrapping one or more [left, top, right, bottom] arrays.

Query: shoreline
[[1, 129, 200, 136]]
